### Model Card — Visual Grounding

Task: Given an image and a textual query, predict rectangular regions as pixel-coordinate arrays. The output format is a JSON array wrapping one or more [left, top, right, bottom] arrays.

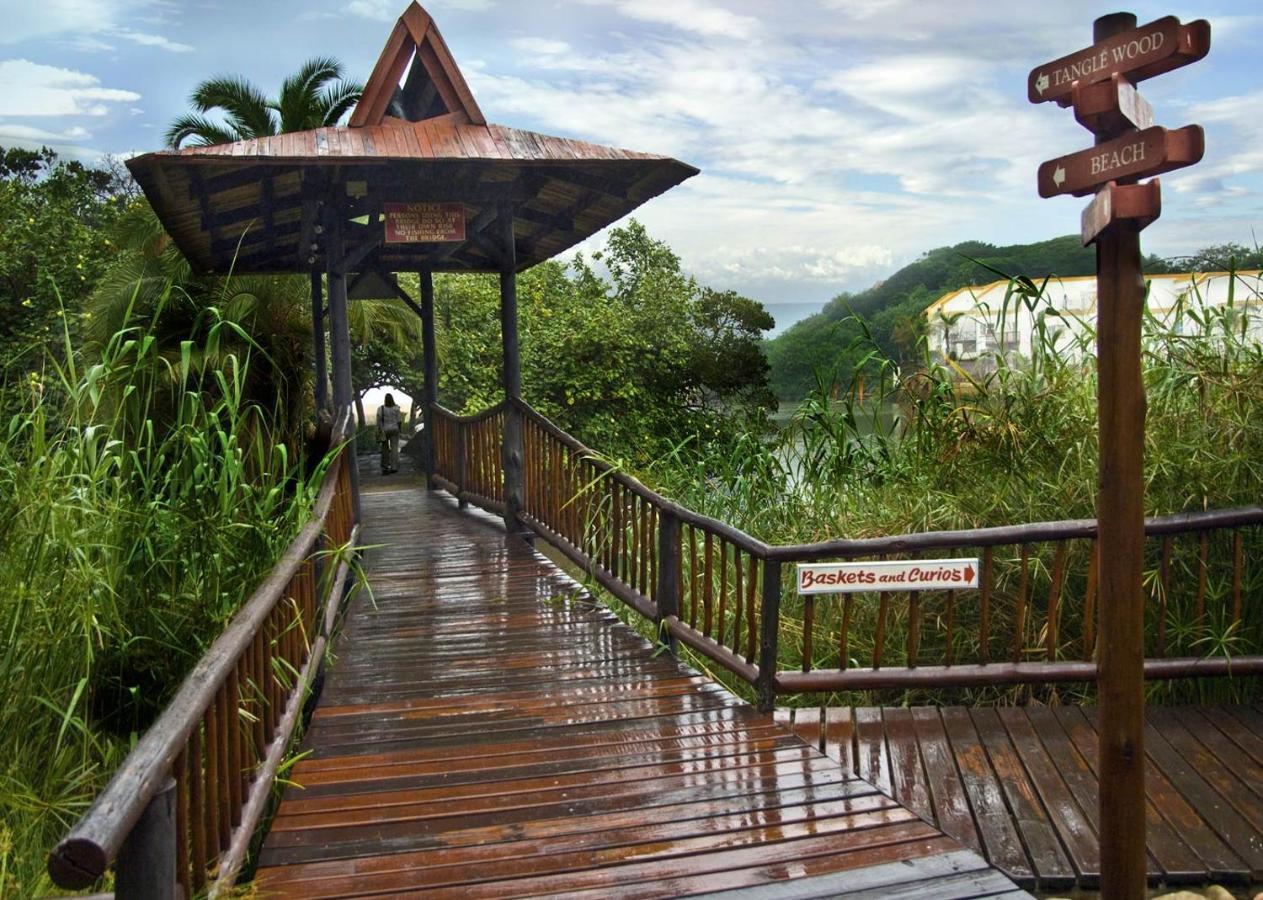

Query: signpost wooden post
[[1029, 12, 1209, 898]]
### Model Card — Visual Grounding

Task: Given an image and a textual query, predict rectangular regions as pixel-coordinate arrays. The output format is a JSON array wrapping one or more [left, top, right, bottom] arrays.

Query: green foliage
[[0, 147, 129, 379], [349, 292, 424, 416], [765, 234, 1179, 400], [0, 307, 328, 892], [432, 221, 776, 462], [1173, 241, 1263, 274], [85, 201, 424, 446], [166, 56, 363, 148], [651, 272, 1263, 707]]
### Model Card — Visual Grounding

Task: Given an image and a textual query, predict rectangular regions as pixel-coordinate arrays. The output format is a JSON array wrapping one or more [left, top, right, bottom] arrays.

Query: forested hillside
[[764, 234, 1169, 399]]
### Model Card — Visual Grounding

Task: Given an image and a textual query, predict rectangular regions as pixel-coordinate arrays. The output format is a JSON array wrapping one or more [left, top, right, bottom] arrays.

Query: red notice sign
[[1037, 124, 1203, 198], [384, 202, 466, 243], [797, 559, 980, 595], [1027, 15, 1209, 105]]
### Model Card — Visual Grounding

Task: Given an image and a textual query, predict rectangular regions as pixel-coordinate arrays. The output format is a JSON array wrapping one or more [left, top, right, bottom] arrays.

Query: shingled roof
[[126, 2, 697, 275]]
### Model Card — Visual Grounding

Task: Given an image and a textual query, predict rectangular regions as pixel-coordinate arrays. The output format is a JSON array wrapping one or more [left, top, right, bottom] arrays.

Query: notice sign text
[[384, 202, 466, 243], [797, 559, 980, 595]]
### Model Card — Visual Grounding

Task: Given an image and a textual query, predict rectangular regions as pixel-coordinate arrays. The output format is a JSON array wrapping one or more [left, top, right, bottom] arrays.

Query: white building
[[924, 270, 1263, 370]]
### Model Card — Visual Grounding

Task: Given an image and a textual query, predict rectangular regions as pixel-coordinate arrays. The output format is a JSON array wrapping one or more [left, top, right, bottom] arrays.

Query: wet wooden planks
[[254, 483, 1021, 897], [793, 704, 1263, 891]]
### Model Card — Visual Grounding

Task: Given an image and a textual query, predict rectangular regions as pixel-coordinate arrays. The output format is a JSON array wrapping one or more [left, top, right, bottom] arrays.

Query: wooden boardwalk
[[254, 476, 1025, 898], [781, 705, 1263, 891]]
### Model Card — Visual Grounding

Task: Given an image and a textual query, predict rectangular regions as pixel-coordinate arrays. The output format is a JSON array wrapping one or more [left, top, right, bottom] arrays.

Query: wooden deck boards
[[254, 481, 1021, 898], [798, 704, 1263, 891]]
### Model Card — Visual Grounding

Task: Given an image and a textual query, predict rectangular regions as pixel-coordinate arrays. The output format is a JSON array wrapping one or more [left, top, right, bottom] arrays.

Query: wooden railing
[[432, 402, 506, 514], [770, 510, 1262, 693], [433, 398, 1262, 709], [47, 414, 360, 897]]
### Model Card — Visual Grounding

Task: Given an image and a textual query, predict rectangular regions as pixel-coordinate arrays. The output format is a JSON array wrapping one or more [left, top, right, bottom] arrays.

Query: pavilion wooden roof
[[125, 2, 697, 276]]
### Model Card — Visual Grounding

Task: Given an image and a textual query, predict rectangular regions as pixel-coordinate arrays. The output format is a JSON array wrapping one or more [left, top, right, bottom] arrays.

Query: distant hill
[[764, 234, 1170, 400]]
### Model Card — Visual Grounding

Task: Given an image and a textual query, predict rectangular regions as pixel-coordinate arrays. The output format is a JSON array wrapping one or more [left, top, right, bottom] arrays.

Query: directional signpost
[[1030, 13, 1209, 899], [1037, 124, 1203, 198]]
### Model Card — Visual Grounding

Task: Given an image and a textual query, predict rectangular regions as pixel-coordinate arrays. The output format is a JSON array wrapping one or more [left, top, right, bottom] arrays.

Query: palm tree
[[166, 56, 362, 148]]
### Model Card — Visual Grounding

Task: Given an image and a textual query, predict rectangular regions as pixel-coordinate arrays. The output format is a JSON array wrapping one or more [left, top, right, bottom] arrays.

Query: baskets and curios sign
[[797, 559, 979, 594], [384, 202, 466, 243]]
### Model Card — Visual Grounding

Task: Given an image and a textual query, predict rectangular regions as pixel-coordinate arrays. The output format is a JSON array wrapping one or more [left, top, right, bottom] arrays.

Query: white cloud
[[0, 59, 140, 117], [0, 1, 191, 53], [0, 122, 91, 142], [581, 0, 756, 38], [510, 37, 570, 56], [115, 29, 193, 52], [0, 0, 117, 44], [346, 0, 396, 20], [347, 0, 493, 19]]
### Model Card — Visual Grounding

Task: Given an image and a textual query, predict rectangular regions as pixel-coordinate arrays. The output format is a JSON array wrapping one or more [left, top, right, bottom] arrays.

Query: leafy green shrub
[[0, 299, 325, 893], [647, 272, 1263, 707]]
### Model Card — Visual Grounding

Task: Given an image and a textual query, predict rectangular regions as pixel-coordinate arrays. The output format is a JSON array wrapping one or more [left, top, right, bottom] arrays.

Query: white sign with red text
[[797, 558, 980, 594]]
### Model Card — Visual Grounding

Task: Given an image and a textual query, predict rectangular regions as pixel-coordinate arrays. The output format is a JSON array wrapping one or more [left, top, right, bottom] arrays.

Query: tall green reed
[[0, 290, 325, 894], [645, 272, 1263, 708]]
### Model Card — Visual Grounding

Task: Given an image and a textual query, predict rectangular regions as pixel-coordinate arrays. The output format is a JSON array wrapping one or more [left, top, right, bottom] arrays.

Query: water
[[764, 302, 829, 337]]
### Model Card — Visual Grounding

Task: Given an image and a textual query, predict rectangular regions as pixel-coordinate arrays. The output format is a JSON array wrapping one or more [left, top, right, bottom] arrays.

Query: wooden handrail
[[433, 399, 1262, 707], [433, 400, 506, 424], [48, 410, 360, 894], [767, 504, 1263, 561], [514, 399, 772, 558], [514, 398, 1263, 563]]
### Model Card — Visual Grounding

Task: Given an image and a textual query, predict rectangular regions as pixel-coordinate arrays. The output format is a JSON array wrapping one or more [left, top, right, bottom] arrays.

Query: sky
[[1, 0, 1260, 334]]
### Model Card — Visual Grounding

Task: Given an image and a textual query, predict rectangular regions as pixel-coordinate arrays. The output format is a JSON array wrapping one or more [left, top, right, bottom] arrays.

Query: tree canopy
[[0, 147, 133, 379], [763, 234, 1181, 400], [430, 221, 776, 462]]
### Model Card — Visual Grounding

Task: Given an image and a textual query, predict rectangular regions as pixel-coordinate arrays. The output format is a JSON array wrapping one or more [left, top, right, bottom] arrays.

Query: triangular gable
[[350, 2, 485, 128]]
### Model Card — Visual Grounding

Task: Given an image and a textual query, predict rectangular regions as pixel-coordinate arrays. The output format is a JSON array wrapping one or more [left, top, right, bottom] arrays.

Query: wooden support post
[[757, 560, 781, 713], [115, 777, 176, 900], [325, 205, 361, 523], [420, 268, 438, 489], [310, 270, 329, 413], [1093, 12, 1147, 899], [456, 424, 468, 508], [656, 511, 681, 653], [498, 202, 525, 534]]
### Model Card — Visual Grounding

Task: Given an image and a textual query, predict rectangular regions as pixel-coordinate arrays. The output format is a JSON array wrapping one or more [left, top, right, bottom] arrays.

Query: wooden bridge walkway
[[254, 474, 1025, 898], [780, 704, 1263, 891]]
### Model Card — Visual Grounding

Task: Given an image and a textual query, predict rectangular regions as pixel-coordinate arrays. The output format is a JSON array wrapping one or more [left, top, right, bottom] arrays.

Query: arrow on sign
[[964, 563, 976, 583], [1035, 73, 1050, 96], [1053, 165, 1066, 188]]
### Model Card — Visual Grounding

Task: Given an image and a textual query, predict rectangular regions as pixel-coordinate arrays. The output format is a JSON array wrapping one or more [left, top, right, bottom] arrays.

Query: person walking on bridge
[[376, 393, 402, 475]]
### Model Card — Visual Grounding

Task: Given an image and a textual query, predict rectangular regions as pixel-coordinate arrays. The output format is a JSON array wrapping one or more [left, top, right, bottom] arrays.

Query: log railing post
[[756, 559, 782, 713], [324, 204, 360, 523], [497, 203, 526, 533], [456, 422, 468, 508], [310, 269, 328, 414], [656, 510, 681, 652], [420, 267, 438, 490], [115, 777, 177, 900]]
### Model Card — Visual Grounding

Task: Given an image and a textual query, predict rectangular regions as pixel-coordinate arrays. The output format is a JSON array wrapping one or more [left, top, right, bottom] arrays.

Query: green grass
[[637, 272, 1263, 709], [0, 295, 326, 895]]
